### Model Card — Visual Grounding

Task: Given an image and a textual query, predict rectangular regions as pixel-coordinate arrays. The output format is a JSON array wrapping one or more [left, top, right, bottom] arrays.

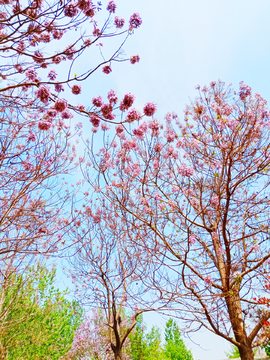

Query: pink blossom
[[141, 197, 148, 205], [153, 160, 159, 170], [64, 45, 76, 60], [114, 16, 125, 28], [143, 102, 156, 117], [107, 1, 116, 13], [171, 185, 179, 193], [90, 115, 100, 127], [55, 83, 64, 92], [116, 125, 124, 134], [133, 123, 147, 139], [120, 93, 135, 111], [189, 235, 196, 245], [210, 195, 219, 206], [158, 203, 166, 211], [77, 0, 91, 12], [72, 84, 82, 95], [204, 275, 212, 286], [129, 13, 142, 29], [53, 55, 62, 64], [77, 103, 85, 111], [93, 28, 101, 36], [35, 86, 50, 104], [46, 108, 57, 117], [102, 65, 112, 74], [168, 200, 175, 208], [107, 89, 118, 104], [52, 30, 64, 40], [239, 81, 252, 100], [54, 99, 67, 112], [101, 103, 113, 118], [154, 142, 163, 152], [33, 51, 44, 63], [101, 123, 110, 131], [85, 7, 95, 17], [64, 4, 79, 17], [48, 70, 57, 80], [38, 121, 51, 131], [130, 55, 140, 64], [25, 69, 38, 81], [27, 132, 36, 142], [154, 193, 162, 201], [126, 108, 141, 123], [92, 96, 103, 107], [178, 163, 193, 177], [61, 110, 73, 119]]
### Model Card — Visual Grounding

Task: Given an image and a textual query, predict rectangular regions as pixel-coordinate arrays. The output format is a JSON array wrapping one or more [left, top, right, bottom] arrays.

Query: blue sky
[[56, 1, 270, 359]]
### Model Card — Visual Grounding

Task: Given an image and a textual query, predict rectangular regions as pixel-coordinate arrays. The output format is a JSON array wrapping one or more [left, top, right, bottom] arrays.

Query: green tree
[[129, 315, 147, 360], [129, 315, 165, 360], [164, 319, 193, 360], [145, 326, 164, 360], [0, 264, 82, 359]]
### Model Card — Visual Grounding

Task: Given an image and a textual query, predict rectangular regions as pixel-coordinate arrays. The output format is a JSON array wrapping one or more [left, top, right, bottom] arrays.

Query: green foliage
[[224, 344, 240, 358], [129, 316, 193, 360], [262, 343, 270, 357], [145, 326, 164, 360], [164, 319, 193, 360], [0, 265, 83, 359], [129, 315, 147, 360]]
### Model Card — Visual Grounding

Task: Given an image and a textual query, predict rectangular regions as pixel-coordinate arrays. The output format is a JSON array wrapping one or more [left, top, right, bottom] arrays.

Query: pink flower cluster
[[54, 99, 67, 112], [120, 93, 135, 111], [130, 55, 140, 64], [129, 13, 142, 29], [189, 235, 196, 245], [126, 109, 141, 123], [38, 121, 51, 131], [210, 195, 219, 206], [48, 69, 57, 80], [90, 115, 100, 128], [143, 102, 156, 117], [64, 4, 79, 18], [35, 86, 50, 104], [102, 65, 112, 74], [178, 163, 193, 177], [92, 96, 103, 107], [114, 16, 125, 28], [26, 68, 38, 81], [107, 1, 116, 13], [204, 275, 212, 286], [239, 81, 252, 100], [107, 89, 118, 104], [72, 84, 81, 95]]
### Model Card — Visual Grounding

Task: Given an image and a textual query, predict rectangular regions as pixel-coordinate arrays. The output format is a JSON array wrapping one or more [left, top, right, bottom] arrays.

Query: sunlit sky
[[57, 1, 270, 359]]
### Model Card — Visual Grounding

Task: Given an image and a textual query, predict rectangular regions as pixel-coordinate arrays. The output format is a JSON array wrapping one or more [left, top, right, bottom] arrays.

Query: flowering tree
[[63, 308, 132, 360], [0, 0, 144, 303], [0, 0, 145, 260], [0, 0, 142, 124], [85, 81, 270, 360], [63, 198, 165, 360]]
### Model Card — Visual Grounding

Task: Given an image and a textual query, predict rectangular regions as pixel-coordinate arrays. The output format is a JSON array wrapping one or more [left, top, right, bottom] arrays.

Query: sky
[[56, 1, 270, 359]]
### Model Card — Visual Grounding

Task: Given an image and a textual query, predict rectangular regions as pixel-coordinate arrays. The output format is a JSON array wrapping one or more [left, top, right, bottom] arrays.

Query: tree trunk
[[238, 344, 254, 360], [225, 293, 254, 360], [114, 352, 122, 360]]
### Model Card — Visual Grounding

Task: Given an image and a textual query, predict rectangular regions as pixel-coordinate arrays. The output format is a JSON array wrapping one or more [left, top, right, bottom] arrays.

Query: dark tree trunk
[[114, 352, 122, 360], [238, 344, 254, 360]]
